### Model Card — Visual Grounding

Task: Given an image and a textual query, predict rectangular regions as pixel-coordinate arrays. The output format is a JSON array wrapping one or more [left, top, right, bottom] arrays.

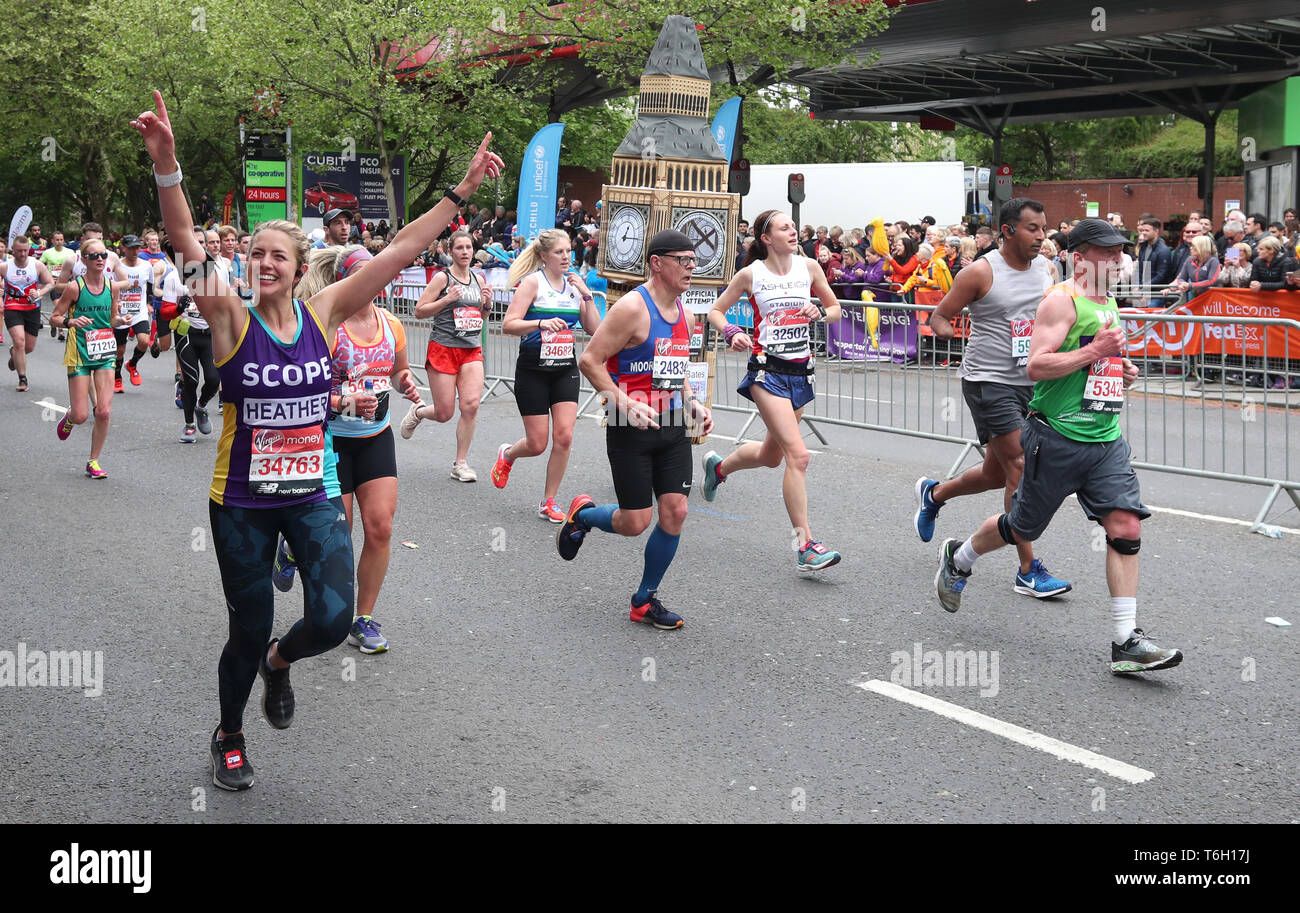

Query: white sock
[[953, 538, 980, 574], [1111, 597, 1137, 643]]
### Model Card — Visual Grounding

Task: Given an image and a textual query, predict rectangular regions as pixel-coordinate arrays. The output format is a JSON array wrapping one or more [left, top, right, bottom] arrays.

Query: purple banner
[[827, 290, 917, 363]]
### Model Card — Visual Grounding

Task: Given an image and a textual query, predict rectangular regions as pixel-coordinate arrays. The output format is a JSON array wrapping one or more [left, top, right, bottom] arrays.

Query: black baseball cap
[[648, 229, 693, 256], [1066, 218, 1129, 251], [323, 208, 352, 226], [120, 234, 142, 247]]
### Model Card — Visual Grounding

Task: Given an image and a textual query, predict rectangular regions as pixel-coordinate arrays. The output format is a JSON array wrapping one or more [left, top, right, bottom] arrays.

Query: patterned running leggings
[[209, 496, 354, 734]]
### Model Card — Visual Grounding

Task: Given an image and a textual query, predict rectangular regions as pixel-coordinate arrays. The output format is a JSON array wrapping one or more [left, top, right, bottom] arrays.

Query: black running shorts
[[332, 426, 398, 495], [514, 358, 579, 416], [4, 309, 41, 334], [605, 413, 694, 511]]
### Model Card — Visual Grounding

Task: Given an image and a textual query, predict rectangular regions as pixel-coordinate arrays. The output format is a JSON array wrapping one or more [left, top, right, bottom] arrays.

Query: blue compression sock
[[576, 503, 618, 533], [634, 525, 681, 605]]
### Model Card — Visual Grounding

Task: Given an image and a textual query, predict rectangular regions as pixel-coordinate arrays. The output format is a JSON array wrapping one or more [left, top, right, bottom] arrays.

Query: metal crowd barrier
[[393, 281, 1299, 534]]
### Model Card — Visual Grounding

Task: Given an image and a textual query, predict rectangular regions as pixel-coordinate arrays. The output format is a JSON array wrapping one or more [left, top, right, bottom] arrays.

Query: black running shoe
[[1111, 628, 1183, 674], [630, 593, 684, 630], [210, 727, 254, 791], [259, 638, 294, 729], [556, 494, 595, 561]]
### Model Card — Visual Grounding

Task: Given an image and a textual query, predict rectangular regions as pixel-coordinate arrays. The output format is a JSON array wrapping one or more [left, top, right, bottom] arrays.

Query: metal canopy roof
[[791, 0, 1300, 127]]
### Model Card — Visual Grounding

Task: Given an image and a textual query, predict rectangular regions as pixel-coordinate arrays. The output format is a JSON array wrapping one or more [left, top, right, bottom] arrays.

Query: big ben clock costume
[[598, 15, 742, 432]]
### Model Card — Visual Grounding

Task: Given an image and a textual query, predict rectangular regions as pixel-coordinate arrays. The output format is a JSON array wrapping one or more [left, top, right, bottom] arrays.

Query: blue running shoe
[[348, 615, 388, 654], [272, 535, 296, 593], [1014, 559, 1072, 598], [556, 494, 595, 561], [701, 450, 725, 502], [913, 477, 942, 542], [175, 381, 183, 410], [797, 540, 841, 572], [629, 593, 683, 630]]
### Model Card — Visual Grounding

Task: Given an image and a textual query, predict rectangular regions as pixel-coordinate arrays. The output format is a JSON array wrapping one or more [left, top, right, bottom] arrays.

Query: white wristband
[[154, 166, 183, 187]]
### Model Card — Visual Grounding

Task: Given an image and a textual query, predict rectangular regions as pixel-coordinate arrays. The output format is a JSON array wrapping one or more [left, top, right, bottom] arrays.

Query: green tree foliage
[[720, 87, 949, 165], [0, 0, 1241, 235], [952, 114, 1240, 181], [488, 0, 892, 96]]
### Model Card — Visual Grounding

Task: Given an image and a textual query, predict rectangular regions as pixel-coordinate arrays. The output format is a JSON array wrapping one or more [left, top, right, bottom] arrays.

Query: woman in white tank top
[[704, 209, 845, 573]]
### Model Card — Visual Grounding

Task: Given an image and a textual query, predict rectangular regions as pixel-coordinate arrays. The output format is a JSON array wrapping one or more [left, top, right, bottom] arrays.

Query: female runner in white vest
[[704, 209, 844, 573]]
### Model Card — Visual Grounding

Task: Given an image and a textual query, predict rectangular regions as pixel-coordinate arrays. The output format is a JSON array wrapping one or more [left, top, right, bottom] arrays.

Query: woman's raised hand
[[130, 90, 177, 168], [460, 133, 504, 192]]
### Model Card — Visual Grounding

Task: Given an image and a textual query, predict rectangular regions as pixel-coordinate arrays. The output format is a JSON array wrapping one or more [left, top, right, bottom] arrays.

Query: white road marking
[[1068, 493, 1300, 536], [855, 679, 1155, 785], [1144, 503, 1299, 536], [31, 400, 68, 414]]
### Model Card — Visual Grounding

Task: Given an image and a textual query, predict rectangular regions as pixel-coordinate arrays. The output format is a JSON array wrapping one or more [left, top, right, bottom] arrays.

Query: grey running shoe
[[258, 638, 294, 729], [210, 727, 254, 791], [1111, 628, 1183, 674], [934, 538, 970, 613]]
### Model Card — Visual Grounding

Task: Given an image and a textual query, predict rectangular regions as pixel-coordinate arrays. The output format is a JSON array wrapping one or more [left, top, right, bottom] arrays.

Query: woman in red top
[[889, 236, 919, 287]]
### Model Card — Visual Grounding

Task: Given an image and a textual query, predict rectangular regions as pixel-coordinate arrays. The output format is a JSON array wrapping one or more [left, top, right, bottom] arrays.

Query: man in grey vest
[[914, 197, 1072, 599]]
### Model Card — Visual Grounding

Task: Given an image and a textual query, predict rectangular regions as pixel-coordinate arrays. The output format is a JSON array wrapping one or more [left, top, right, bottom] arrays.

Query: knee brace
[[1106, 536, 1141, 555], [997, 513, 1018, 545]]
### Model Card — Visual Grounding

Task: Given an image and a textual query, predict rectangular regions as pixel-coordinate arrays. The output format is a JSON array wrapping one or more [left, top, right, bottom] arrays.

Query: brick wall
[[557, 166, 610, 216], [1012, 177, 1246, 229]]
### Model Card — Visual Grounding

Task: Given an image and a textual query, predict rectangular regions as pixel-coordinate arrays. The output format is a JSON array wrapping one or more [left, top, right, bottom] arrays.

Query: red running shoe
[[491, 443, 514, 489]]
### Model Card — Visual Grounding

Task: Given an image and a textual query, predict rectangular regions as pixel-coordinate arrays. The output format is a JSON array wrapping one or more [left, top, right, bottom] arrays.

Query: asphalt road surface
[[1, 338, 1295, 823]]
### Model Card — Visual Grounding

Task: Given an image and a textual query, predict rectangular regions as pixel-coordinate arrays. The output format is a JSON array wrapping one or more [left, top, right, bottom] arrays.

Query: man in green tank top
[[934, 219, 1183, 675]]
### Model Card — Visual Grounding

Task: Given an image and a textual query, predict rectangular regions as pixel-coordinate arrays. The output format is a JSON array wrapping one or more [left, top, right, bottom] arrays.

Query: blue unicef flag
[[711, 97, 741, 165], [516, 123, 565, 241]]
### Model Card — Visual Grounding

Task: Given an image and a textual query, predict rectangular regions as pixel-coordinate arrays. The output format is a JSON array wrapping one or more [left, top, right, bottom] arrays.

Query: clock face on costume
[[606, 204, 649, 273], [672, 208, 727, 278]]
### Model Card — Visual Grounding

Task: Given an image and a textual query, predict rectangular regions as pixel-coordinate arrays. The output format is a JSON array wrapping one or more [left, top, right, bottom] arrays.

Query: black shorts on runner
[[333, 426, 397, 495], [962, 379, 1032, 445], [153, 315, 172, 339], [514, 360, 579, 416], [4, 309, 41, 335], [605, 414, 694, 511], [114, 322, 150, 346], [1008, 415, 1150, 541]]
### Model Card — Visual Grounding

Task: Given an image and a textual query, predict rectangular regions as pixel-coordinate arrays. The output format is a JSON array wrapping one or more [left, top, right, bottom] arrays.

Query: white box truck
[[742, 161, 968, 229]]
